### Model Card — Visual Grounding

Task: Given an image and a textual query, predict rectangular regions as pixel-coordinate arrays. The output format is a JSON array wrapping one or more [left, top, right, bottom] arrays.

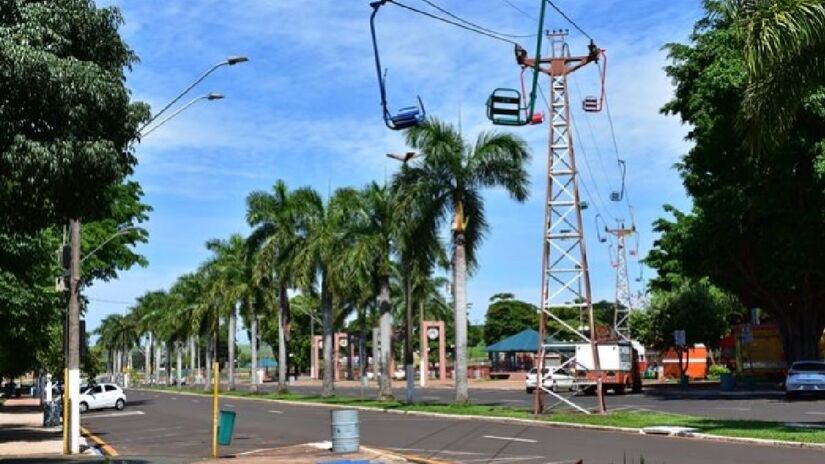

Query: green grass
[[140, 385, 825, 444]]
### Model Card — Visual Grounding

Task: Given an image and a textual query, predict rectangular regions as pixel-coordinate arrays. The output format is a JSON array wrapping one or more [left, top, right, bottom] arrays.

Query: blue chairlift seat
[[388, 99, 424, 130]]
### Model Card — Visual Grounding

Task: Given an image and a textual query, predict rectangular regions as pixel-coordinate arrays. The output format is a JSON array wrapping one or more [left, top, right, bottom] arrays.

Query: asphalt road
[[80, 389, 825, 463], [248, 382, 825, 422]]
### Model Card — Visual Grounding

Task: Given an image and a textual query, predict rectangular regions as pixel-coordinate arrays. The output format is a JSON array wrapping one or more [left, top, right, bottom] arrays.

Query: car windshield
[[528, 368, 537, 374], [792, 362, 825, 372]]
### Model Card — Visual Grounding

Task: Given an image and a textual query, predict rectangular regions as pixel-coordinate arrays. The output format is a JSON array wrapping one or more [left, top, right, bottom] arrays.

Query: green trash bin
[[217, 410, 236, 446]]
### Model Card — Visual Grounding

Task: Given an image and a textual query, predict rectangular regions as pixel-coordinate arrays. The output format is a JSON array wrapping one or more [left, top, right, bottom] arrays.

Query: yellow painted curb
[[81, 426, 119, 457]]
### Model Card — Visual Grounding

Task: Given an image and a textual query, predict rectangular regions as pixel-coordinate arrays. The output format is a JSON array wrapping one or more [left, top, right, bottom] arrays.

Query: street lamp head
[[226, 55, 249, 65], [207, 93, 225, 100]]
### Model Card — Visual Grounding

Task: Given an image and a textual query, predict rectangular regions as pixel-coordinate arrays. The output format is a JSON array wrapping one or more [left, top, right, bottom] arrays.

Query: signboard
[[339, 338, 348, 348], [427, 328, 439, 340], [674, 330, 686, 347]]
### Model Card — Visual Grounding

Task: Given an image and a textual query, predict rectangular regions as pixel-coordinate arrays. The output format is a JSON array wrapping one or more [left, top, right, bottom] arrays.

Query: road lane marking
[[805, 411, 825, 415], [171, 397, 177, 400], [268, 410, 283, 414], [714, 407, 751, 411], [192, 399, 200, 403], [482, 435, 538, 443], [83, 410, 145, 419], [237, 447, 281, 456], [420, 396, 441, 401], [225, 404, 235, 408]]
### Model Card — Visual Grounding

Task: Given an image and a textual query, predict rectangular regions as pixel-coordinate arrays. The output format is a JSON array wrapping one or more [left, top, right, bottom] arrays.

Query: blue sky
[[87, 0, 700, 333]]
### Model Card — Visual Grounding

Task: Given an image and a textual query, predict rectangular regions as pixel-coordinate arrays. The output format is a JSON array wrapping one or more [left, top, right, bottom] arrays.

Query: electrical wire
[[416, 0, 537, 38], [545, 0, 593, 42], [388, 0, 520, 45], [499, 0, 536, 20]]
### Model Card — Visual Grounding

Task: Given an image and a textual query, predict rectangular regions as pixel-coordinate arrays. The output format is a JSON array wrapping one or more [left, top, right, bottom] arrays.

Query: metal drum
[[330, 409, 359, 453]]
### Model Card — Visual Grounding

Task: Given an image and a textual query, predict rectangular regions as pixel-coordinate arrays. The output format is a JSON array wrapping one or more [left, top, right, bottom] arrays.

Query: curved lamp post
[[138, 55, 248, 133], [140, 93, 224, 137]]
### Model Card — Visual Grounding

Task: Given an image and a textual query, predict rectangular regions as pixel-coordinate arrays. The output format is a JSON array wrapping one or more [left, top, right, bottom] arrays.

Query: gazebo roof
[[485, 329, 574, 353]]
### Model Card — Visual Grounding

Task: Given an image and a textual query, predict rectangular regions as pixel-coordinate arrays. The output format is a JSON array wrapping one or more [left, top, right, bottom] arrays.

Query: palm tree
[[246, 181, 311, 393], [204, 234, 250, 391], [133, 290, 169, 384], [396, 118, 531, 403], [343, 182, 398, 399], [734, 0, 825, 148], [95, 314, 138, 383], [294, 187, 361, 397]]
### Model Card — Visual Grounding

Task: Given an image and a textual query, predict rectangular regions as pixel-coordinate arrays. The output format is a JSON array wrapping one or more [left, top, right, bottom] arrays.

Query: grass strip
[[142, 385, 825, 444]]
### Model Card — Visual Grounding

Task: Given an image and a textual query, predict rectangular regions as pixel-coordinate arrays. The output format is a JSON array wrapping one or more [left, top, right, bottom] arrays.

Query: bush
[[708, 364, 731, 379]]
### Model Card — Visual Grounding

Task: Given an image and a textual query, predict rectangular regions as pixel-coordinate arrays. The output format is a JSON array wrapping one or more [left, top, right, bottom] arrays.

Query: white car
[[79, 383, 127, 413], [526, 367, 576, 393], [786, 361, 825, 400]]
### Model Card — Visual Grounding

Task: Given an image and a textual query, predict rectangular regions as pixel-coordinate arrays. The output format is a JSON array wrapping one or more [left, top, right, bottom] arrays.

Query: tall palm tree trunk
[[359, 307, 367, 380], [165, 341, 172, 386], [377, 275, 394, 400], [228, 306, 237, 391], [203, 335, 212, 391], [176, 343, 183, 387], [189, 335, 196, 384], [278, 284, 290, 392], [250, 312, 258, 393], [453, 232, 469, 404], [155, 344, 161, 385], [321, 274, 335, 397], [145, 333, 152, 384]]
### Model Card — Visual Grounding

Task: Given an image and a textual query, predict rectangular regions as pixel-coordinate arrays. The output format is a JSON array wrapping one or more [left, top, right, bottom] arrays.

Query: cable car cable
[[545, 0, 594, 42], [498, 0, 537, 20], [388, 0, 520, 45], [416, 0, 537, 38]]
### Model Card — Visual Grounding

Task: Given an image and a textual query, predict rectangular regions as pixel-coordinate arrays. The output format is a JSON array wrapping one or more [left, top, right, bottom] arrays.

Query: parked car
[[785, 361, 825, 400], [79, 383, 126, 413], [525, 367, 575, 393]]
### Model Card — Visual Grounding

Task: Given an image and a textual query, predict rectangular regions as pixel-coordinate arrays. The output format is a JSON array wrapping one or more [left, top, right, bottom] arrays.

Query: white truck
[[573, 341, 643, 394]]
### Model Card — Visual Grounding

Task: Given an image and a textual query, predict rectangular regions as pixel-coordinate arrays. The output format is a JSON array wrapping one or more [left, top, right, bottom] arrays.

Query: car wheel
[[786, 391, 798, 402], [115, 399, 125, 410], [79, 402, 88, 414], [526, 387, 534, 394], [549, 382, 557, 393]]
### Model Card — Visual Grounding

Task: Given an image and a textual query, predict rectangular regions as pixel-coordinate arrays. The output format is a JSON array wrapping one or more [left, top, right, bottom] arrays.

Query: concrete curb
[[81, 426, 119, 457], [361, 445, 453, 464], [134, 388, 825, 452]]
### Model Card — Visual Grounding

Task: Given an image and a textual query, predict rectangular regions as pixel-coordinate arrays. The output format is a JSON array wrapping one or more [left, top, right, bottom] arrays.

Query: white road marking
[[225, 404, 235, 408], [390, 447, 485, 456], [805, 411, 825, 415], [192, 399, 200, 403], [420, 396, 441, 401], [483, 435, 538, 443], [170, 397, 177, 400], [84, 410, 145, 419], [268, 410, 283, 414], [237, 447, 281, 456], [714, 407, 751, 411]]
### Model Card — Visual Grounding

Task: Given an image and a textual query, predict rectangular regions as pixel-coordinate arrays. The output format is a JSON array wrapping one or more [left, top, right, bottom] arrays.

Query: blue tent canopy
[[484, 329, 572, 353], [258, 357, 278, 368]]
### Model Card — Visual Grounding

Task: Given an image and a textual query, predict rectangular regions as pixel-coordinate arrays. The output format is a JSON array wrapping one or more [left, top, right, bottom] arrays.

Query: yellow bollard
[[62, 367, 68, 455], [212, 361, 219, 458]]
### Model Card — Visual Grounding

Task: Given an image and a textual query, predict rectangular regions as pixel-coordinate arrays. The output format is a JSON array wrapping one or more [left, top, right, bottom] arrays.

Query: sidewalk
[[0, 397, 91, 457]]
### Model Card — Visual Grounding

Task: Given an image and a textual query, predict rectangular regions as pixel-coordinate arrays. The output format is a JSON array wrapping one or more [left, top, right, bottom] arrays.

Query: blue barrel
[[719, 373, 735, 392], [330, 409, 359, 453]]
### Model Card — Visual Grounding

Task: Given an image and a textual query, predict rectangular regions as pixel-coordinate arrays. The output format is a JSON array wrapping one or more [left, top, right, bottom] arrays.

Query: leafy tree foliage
[[483, 294, 537, 346], [652, 2, 825, 361]]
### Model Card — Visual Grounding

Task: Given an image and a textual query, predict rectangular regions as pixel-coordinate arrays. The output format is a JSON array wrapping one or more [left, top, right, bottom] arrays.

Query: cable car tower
[[606, 222, 636, 339], [532, 30, 605, 415]]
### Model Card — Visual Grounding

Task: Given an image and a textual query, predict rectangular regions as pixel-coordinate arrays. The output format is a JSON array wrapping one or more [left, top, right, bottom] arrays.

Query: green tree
[[0, 0, 149, 232], [733, 0, 825, 149], [397, 118, 531, 403], [629, 279, 740, 375], [655, 2, 825, 362], [483, 294, 537, 346]]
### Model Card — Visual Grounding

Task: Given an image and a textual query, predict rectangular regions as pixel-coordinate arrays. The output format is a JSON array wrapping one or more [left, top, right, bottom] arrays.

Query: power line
[[545, 0, 593, 41], [388, 0, 520, 45], [498, 0, 536, 20], [415, 0, 537, 39]]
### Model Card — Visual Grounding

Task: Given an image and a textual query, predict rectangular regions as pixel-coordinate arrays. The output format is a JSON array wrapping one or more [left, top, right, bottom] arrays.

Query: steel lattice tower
[[610, 225, 634, 339], [534, 30, 605, 414]]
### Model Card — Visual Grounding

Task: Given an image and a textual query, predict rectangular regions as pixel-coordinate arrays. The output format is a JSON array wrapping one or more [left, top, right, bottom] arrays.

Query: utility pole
[[531, 30, 606, 415], [65, 219, 81, 454]]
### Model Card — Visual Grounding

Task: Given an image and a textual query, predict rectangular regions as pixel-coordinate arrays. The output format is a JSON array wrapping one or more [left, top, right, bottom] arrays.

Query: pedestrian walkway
[[0, 397, 92, 457]]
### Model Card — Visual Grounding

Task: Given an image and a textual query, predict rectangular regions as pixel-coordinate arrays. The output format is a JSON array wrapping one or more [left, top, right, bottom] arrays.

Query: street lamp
[[138, 55, 248, 132], [140, 93, 224, 137], [386, 151, 419, 403], [80, 225, 137, 264]]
